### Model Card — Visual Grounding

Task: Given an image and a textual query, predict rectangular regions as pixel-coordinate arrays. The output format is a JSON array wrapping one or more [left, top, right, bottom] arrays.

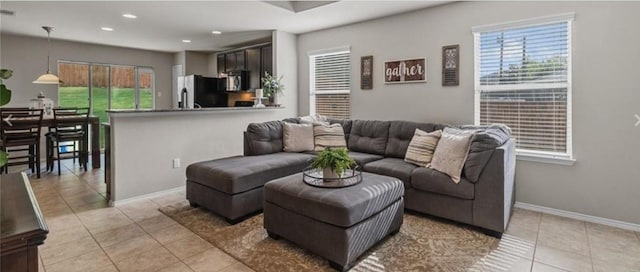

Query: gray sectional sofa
[[186, 118, 515, 237]]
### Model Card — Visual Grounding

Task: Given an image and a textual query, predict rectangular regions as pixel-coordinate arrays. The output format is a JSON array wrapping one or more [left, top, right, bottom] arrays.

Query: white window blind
[[310, 49, 351, 119], [474, 15, 572, 159]]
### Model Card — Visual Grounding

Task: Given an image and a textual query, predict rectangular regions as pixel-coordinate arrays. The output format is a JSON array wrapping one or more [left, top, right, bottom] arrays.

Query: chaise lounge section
[[186, 118, 515, 236]]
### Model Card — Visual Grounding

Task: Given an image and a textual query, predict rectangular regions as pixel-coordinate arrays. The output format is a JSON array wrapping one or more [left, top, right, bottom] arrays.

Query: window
[[309, 47, 351, 119], [473, 14, 574, 162], [58, 61, 154, 148]]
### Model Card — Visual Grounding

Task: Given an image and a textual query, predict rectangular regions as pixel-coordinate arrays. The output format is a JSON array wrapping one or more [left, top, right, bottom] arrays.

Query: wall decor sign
[[384, 58, 426, 84], [442, 45, 459, 86], [361, 55, 373, 90]]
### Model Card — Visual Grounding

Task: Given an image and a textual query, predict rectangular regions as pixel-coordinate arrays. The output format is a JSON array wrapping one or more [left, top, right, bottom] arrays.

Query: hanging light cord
[[42, 26, 54, 74]]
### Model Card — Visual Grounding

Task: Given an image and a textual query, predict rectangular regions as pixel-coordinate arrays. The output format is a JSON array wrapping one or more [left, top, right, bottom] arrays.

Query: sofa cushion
[[186, 153, 315, 194], [264, 172, 404, 227], [313, 124, 348, 151], [458, 124, 512, 183], [245, 121, 284, 155], [363, 158, 418, 189], [411, 168, 475, 200], [300, 114, 330, 125], [429, 127, 474, 183], [404, 129, 442, 167], [283, 122, 314, 152], [385, 121, 445, 158], [348, 120, 390, 155], [348, 151, 384, 167], [328, 118, 353, 143]]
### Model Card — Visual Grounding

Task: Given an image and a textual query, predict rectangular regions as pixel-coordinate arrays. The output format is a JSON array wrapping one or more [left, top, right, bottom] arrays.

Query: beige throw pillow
[[404, 129, 442, 167], [313, 124, 347, 151], [300, 114, 330, 126], [429, 127, 475, 183], [283, 122, 314, 152]]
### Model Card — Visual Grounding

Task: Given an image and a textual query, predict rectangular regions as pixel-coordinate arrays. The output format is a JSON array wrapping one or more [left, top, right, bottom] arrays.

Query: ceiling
[[0, 1, 449, 53]]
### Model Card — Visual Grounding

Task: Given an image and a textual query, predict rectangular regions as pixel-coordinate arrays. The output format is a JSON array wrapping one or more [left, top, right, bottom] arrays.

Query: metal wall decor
[[442, 45, 459, 86], [361, 55, 373, 90]]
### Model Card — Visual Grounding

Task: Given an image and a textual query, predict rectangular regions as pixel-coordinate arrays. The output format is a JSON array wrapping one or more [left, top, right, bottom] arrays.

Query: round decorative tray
[[302, 166, 362, 188]]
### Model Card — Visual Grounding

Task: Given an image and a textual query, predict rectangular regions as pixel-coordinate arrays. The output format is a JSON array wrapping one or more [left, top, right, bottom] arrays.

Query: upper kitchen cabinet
[[216, 43, 273, 90]]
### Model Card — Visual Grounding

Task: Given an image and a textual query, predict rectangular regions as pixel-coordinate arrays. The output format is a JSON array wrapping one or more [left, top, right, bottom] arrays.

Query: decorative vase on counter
[[272, 93, 281, 107]]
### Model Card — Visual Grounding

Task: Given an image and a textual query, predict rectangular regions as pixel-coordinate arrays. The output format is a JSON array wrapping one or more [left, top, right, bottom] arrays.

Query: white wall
[[297, 2, 640, 225], [184, 51, 211, 76], [0, 34, 174, 109]]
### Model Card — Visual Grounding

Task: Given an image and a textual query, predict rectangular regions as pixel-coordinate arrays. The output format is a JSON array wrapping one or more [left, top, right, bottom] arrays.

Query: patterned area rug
[[159, 202, 530, 272]]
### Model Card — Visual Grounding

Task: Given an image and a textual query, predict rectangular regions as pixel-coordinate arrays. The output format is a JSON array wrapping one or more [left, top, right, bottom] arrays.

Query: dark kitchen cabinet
[[246, 48, 261, 89], [216, 54, 225, 75], [261, 45, 273, 81], [225, 52, 236, 72], [234, 51, 246, 70]]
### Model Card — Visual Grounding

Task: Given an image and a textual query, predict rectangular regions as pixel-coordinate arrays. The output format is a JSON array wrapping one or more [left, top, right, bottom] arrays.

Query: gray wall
[[297, 2, 640, 224], [0, 33, 174, 109]]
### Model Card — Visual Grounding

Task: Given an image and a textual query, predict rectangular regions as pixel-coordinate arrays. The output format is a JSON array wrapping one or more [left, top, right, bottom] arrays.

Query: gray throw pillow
[[283, 122, 314, 152], [404, 129, 442, 167], [314, 124, 347, 151], [300, 114, 330, 126], [429, 127, 475, 183]]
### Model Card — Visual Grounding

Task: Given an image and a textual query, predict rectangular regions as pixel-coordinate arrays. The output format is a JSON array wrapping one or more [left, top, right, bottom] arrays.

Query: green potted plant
[[261, 72, 284, 106], [311, 148, 356, 179], [0, 68, 14, 166]]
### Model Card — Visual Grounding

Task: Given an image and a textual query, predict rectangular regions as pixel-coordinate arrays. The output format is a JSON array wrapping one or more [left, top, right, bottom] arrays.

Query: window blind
[[310, 50, 351, 119], [475, 19, 571, 156]]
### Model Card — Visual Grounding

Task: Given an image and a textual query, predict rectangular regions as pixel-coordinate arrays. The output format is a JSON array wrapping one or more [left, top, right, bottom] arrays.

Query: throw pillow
[[282, 122, 315, 152], [300, 114, 330, 126], [314, 124, 348, 151], [404, 129, 442, 167], [429, 127, 475, 183]]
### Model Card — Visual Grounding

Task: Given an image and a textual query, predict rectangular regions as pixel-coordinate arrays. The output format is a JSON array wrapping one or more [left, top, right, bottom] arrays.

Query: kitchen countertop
[[107, 106, 285, 117]]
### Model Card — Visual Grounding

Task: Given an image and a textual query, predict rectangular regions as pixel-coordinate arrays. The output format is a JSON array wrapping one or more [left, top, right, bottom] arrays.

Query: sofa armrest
[[472, 139, 516, 233]]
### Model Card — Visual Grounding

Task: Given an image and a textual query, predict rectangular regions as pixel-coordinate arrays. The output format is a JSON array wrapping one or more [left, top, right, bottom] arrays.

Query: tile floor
[[21, 160, 640, 272]]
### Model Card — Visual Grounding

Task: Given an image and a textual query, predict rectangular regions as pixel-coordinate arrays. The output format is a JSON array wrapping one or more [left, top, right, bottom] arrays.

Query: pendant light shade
[[33, 26, 60, 85]]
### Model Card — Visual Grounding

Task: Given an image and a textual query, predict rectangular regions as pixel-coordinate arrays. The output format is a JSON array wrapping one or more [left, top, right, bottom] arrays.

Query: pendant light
[[33, 26, 60, 84]]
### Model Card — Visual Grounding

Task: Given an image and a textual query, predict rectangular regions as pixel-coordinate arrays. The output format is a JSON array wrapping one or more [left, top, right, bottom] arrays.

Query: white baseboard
[[515, 202, 640, 232], [110, 185, 186, 207]]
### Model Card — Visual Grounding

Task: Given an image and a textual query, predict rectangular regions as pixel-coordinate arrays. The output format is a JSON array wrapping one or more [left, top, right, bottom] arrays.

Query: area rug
[[160, 203, 511, 272]]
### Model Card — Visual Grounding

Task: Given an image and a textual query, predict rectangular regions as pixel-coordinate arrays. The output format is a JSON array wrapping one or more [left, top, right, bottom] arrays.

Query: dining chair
[[0, 108, 44, 178], [47, 107, 90, 175]]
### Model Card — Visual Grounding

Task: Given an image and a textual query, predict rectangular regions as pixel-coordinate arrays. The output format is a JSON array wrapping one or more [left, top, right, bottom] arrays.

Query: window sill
[[516, 152, 576, 166]]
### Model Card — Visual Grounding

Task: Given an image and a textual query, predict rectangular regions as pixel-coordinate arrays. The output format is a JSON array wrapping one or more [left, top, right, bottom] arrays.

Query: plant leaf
[[0, 69, 13, 80], [0, 84, 11, 106], [0, 151, 7, 167]]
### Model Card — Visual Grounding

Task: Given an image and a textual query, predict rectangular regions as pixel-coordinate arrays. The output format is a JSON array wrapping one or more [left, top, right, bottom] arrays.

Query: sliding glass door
[[58, 61, 155, 149]]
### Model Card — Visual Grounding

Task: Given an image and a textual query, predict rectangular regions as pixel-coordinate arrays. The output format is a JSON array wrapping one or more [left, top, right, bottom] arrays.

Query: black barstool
[[0, 108, 44, 178], [46, 107, 90, 175]]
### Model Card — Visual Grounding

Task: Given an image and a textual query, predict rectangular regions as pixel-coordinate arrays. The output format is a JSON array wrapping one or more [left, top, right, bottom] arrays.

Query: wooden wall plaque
[[442, 45, 459, 86], [361, 55, 373, 90]]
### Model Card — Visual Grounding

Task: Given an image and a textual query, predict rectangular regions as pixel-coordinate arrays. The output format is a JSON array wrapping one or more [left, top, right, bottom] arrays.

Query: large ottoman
[[263, 172, 404, 271]]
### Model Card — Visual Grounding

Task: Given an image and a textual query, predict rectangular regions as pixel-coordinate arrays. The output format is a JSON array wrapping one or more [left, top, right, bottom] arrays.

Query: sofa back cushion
[[245, 121, 284, 155], [458, 124, 512, 182], [328, 118, 353, 142], [347, 120, 390, 155], [385, 121, 445, 158]]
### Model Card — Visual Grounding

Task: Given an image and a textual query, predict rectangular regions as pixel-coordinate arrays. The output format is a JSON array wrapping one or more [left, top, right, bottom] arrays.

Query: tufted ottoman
[[263, 172, 404, 271]]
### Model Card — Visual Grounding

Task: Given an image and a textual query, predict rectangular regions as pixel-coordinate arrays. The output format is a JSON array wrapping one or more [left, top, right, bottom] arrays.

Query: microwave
[[226, 70, 249, 92]]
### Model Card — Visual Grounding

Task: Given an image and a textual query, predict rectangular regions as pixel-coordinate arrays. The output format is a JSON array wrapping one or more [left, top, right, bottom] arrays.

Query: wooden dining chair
[[46, 107, 90, 175], [0, 108, 44, 178]]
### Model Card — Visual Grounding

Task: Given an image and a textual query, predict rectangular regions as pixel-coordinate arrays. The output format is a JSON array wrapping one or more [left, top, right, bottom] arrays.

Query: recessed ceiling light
[[122, 14, 137, 19], [211, 31, 222, 35], [182, 39, 191, 43], [101, 27, 114, 31]]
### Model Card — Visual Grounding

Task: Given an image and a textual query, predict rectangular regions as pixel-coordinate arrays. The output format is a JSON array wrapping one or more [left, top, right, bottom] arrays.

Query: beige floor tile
[[219, 262, 254, 272], [505, 223, 539, 243], [63, 191, 107, 208], [590, 244, 640, 271], [115, 247, 180, 272], [537, 215, 589, 256], [71, 200, 111, 213], [505, 257, 533, 272], [592, 258, 640, 272], [636, 231, 640, 240], [44, 213, 84, 231], [495, 234, 536, 260], [45, 250, 113, 272], [38, 255, 45, 272], [587, 222, 640, 256], [532, 262, 569, 272], [103, 234, 161, 262], [158, 261, 195, 272], [149, 224, 198, 245], [534, 245, 593, 272], [165, 235, 214, 260], [117, 199, 162, 222], [42, 223, 92, 247], [93, 223, 147, 247], [184, 248, 238, 272], [150, 192, 187, 207], [77, 207, 133, 234], [137, 214, 179, 233], [40, 235, 101, 265]]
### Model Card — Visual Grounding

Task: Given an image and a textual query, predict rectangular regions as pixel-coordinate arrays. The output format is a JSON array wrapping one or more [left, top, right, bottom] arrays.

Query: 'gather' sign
[[384, 58, 426, 84]]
